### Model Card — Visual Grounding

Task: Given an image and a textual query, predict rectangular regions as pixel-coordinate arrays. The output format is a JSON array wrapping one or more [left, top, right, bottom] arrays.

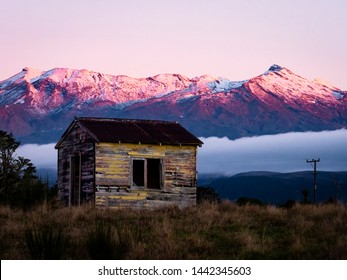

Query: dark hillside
[[199, 171, 347, 205]]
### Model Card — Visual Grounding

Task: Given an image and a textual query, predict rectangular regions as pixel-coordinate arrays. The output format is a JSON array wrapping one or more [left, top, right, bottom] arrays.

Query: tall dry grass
[[0, 201, 346, 259]]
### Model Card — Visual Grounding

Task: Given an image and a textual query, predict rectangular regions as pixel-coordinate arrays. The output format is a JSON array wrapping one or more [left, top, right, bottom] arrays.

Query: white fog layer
[[198, 129, 347, 175], [16, 129, 347, 176]]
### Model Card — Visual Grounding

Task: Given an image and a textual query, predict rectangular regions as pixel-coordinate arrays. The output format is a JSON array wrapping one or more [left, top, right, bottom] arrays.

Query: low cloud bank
[[16, 143, 57, 170], [15, 129, 347, 177], [198, 129, 347, 175]]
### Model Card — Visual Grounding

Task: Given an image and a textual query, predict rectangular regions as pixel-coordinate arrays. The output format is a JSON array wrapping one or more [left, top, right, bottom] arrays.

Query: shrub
[[25, 224, 67, 259], [236, 197, 264, 206], [197, 186, 220, 204], [86, 219, 132, 260]]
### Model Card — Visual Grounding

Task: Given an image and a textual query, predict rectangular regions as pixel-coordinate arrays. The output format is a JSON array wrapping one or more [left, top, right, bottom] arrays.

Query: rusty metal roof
[[58, 117, 203, 147]]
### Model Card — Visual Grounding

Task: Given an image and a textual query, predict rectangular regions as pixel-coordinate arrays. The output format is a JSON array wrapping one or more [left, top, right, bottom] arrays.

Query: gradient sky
[[1, 0, 346, 89]]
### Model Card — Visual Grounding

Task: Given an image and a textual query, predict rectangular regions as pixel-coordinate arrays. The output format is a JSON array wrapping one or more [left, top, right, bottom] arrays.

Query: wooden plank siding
[[57, 124, 95, 206], [94, 142, 198, 208]]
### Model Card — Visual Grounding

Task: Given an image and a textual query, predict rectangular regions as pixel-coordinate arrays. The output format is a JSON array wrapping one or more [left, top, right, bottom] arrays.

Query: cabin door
[[71, 155, 81, 206]]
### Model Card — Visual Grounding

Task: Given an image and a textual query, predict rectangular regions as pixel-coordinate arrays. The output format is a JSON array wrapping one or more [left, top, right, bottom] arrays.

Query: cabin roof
[[55, 117, 203, 148]]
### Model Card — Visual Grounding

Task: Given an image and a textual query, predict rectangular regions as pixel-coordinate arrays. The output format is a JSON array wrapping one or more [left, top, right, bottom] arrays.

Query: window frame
[[131, 157, 163, 189]]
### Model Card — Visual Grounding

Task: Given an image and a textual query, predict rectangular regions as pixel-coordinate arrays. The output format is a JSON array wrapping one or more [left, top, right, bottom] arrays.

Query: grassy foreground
[[1, 202, 346, 259]]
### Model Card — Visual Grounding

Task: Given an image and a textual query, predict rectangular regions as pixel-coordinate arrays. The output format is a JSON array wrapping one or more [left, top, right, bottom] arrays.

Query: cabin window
[[132, 159, 145, 187], [147, 159, 161, 189], [132, 158, 162, 189]]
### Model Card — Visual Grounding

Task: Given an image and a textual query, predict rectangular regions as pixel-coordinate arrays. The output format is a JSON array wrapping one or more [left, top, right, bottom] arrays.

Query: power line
[[306, 158, 320, 204]]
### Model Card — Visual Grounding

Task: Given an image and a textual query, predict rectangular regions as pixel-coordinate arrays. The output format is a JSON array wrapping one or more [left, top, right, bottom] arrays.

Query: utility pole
[[306, 158, 320, 204]]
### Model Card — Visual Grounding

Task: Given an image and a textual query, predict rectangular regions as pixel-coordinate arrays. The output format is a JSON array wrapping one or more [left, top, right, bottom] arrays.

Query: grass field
[[1, 201, 346, 259]]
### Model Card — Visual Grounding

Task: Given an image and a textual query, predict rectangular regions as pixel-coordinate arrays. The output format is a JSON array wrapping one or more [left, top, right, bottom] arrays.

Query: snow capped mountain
[[0, 65, 346, 143], [0, 67, 192, 109]]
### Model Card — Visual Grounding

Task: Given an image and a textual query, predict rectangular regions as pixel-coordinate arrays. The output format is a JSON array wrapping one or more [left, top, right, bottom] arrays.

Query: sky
[[1, 0, 347, 89]]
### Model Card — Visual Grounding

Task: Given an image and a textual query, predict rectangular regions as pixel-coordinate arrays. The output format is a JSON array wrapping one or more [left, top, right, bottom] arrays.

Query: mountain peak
[[268, 64, 283, 72], [21, 67, 44, 76]]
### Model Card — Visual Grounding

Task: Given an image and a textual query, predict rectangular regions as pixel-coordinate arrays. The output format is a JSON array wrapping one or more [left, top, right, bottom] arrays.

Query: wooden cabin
[[55, 117, 203, 208]]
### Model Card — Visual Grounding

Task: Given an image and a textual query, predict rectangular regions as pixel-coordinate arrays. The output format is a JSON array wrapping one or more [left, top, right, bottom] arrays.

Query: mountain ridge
[[0, 64, 346, 143]]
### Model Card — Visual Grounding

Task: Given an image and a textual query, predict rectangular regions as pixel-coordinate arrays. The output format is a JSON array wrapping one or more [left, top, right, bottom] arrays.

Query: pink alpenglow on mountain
[[0, 65, 346, 143]]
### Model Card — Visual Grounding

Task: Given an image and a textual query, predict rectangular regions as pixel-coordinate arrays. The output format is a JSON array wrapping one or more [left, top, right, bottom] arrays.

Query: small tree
[[0, 130, 20, 194], [0, 130, 50, 208]]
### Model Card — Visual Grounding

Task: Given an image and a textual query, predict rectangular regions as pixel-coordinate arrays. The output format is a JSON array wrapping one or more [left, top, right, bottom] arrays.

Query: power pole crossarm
[[306, 158, 320, 204]]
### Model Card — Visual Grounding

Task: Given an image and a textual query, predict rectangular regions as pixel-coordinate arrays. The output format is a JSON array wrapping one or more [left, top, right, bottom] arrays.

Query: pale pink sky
[[1, 0, 346, 89]]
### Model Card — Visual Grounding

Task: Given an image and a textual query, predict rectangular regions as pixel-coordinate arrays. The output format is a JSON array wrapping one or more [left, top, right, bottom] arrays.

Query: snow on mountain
[[0, 64, 346, 143], [313, 78, 339, 90], [207, 77, 246, 93], [0, 67, 44, 88]]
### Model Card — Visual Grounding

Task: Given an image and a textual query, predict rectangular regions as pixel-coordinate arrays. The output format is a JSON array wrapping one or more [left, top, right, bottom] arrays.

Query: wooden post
[[306, 158, 320, 204]]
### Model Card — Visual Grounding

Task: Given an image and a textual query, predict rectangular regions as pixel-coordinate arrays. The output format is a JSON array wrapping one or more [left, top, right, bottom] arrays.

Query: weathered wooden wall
[[57, 124, 95, 206], [95, 142, 198, 208]]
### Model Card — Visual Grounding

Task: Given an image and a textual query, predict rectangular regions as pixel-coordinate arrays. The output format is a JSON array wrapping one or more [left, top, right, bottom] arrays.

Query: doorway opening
[[71, 155, 81, 206]]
